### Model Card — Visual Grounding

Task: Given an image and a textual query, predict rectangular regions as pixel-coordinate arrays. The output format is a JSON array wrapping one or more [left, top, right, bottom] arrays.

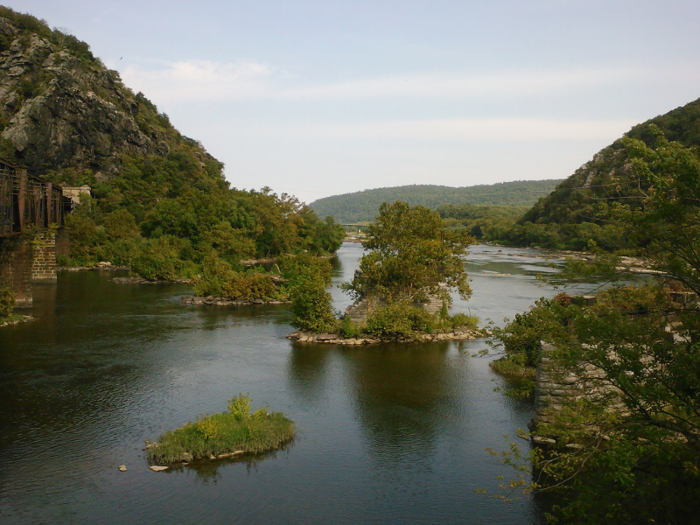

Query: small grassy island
[[287, 201, 483, 343], [147, 394, 295, 465]]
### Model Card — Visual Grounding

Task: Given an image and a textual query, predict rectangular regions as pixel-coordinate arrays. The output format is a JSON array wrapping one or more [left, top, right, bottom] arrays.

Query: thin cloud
[[121, 59, 272, 103], [120, 60, 648, 104], [237, 118, 638, 142]]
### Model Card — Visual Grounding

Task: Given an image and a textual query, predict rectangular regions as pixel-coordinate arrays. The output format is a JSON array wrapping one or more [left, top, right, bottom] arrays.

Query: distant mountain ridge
[[310, 180, 563, 223]]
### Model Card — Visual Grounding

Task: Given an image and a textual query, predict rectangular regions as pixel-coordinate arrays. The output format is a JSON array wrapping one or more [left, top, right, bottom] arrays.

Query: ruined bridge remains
[[0, 159, 72, 307]]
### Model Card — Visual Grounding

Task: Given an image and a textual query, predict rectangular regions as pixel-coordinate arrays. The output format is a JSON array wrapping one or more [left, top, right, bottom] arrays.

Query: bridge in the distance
[[0, 159, 73, 307]]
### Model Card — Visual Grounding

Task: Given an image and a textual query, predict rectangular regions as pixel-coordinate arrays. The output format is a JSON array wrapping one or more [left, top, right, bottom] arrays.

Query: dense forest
[[309, 180, 562, 224], [0, 7, 344, 279]]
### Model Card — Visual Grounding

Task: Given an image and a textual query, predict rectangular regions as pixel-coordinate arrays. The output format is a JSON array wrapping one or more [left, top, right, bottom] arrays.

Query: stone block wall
[[31, 232, 57, 282], [531, 343, 622, 431]]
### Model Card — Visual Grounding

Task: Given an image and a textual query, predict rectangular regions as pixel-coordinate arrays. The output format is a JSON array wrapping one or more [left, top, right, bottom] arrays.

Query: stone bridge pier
[[0, 229, 70, 308], [0, 159, 72, 309]]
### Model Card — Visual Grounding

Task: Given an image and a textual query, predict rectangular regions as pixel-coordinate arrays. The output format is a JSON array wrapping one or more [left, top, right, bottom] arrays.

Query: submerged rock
[[149, 465, 168, 472]]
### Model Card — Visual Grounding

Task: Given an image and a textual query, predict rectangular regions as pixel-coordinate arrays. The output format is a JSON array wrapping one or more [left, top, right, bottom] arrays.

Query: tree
[[344, 201, 474, 306], [495, 129, 700, 524], [283, 254, 337, 333]]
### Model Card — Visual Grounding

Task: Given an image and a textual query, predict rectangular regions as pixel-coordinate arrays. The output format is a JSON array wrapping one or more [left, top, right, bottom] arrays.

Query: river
[[0, 243, 575, 524]]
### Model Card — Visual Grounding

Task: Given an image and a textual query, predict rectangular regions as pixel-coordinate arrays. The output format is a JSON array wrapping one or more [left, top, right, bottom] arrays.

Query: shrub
[[340, 315, 363, 338], [288, 273, 337, 333], [492, 296, 568, 367], [0, 286, 15, 318], [278, 253, 332, 283], [192, 252, 235, 297], [130, 237, 186, 281], [447, 312, 479, 330], [228, 393, 252, 420], [364, 300, 435, 338], [97, 238, 143, 267], [221, 271, 277, 301]]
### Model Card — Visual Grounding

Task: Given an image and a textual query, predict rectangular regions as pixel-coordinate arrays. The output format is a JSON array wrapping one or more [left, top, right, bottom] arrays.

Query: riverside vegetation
[[0, 7, 345, 283], [147, 394, 295, 465], [485, 129, 700, 524]]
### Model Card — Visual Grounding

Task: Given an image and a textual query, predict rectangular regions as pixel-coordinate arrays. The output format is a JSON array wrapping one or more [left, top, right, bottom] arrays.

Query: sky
[[13, 0, 700, 204]]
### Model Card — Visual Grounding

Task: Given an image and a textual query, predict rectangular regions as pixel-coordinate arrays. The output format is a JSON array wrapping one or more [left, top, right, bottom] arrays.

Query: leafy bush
[[192, 252, 234, 297], [227, 393, 253, 421], [278, 253, 332, 283], [221, 271, 277, 301], [446, 312, 479, 330], [0, 286, 15, 318], [491, 296, 569, 367], [130, 237, 186, 281], [339, 315, 363, 338], [288, 273, 337, 333], [364, 300, 435, 338], [97, 238, 143, 267]]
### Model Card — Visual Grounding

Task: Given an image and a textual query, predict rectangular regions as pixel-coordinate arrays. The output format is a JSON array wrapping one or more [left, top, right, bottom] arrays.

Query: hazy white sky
[[13, 1, 700, 203]]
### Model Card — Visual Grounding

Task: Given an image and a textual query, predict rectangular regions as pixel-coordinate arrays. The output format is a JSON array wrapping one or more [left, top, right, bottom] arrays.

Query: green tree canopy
[[344, 201, 474, 305]]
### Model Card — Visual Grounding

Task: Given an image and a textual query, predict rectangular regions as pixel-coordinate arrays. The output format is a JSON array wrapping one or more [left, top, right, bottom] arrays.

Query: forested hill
[[510, 96, 700, 250], [0, 7, 344, 277], [310, 180, 563, 223]]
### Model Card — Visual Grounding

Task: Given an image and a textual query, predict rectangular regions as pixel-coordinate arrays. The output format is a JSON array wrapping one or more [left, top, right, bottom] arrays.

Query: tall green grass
[[148, 394, 295, 465]]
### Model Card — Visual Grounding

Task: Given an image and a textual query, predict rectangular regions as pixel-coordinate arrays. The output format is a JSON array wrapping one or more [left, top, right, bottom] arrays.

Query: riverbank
[[114, 277, 192, 285], [287, 326, 487, 345], [180, 295, 290, 306], [0, 314, 34, 329], [482, 243, 659, 274], [58, 261, 130, 272]]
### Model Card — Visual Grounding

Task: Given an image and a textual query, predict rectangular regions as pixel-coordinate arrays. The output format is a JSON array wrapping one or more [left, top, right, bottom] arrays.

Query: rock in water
[[149, 465, 168, 472], [118, 464, 127, 472]]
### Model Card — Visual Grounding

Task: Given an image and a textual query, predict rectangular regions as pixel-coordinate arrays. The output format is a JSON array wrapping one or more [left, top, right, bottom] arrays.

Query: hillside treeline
[[0, 7, 344, 279], [310, 180, 562, 224], [505, 96, 700, 251]]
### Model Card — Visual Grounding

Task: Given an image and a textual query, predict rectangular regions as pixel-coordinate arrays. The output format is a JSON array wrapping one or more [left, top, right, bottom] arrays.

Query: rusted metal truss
[[0, 159, 72, 237]]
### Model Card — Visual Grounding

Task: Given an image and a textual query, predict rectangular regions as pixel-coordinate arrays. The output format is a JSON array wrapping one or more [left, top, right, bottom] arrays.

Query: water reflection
[[341, 343, 454, 464], [1, 244, 568, 524], [287, 343, 335, 401]]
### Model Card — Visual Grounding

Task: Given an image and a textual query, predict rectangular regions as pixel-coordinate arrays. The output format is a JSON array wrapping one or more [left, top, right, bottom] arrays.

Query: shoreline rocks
[[58, 261, 131, 272], [286, 328, 486, 345], [114, 277, 192, 285], [180, 295, 290, 306], [0, 315, 34, 328]]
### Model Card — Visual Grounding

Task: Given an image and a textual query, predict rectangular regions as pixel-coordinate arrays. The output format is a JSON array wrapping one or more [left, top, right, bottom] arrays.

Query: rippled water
[[0, 243, 571, 524]]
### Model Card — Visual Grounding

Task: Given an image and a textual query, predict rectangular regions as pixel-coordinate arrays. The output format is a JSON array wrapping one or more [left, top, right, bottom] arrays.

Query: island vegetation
[[486, 128, 700, 524], [147, 394, 295, 465], [287, 202, 481, 343]]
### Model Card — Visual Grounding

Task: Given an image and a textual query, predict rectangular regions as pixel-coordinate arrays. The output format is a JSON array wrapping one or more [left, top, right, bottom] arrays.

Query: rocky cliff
[[0, 8, 217, 182]]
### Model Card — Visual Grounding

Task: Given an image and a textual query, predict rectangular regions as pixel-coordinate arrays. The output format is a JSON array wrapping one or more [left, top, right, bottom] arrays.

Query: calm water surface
[[0, 244, 571, 524]]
